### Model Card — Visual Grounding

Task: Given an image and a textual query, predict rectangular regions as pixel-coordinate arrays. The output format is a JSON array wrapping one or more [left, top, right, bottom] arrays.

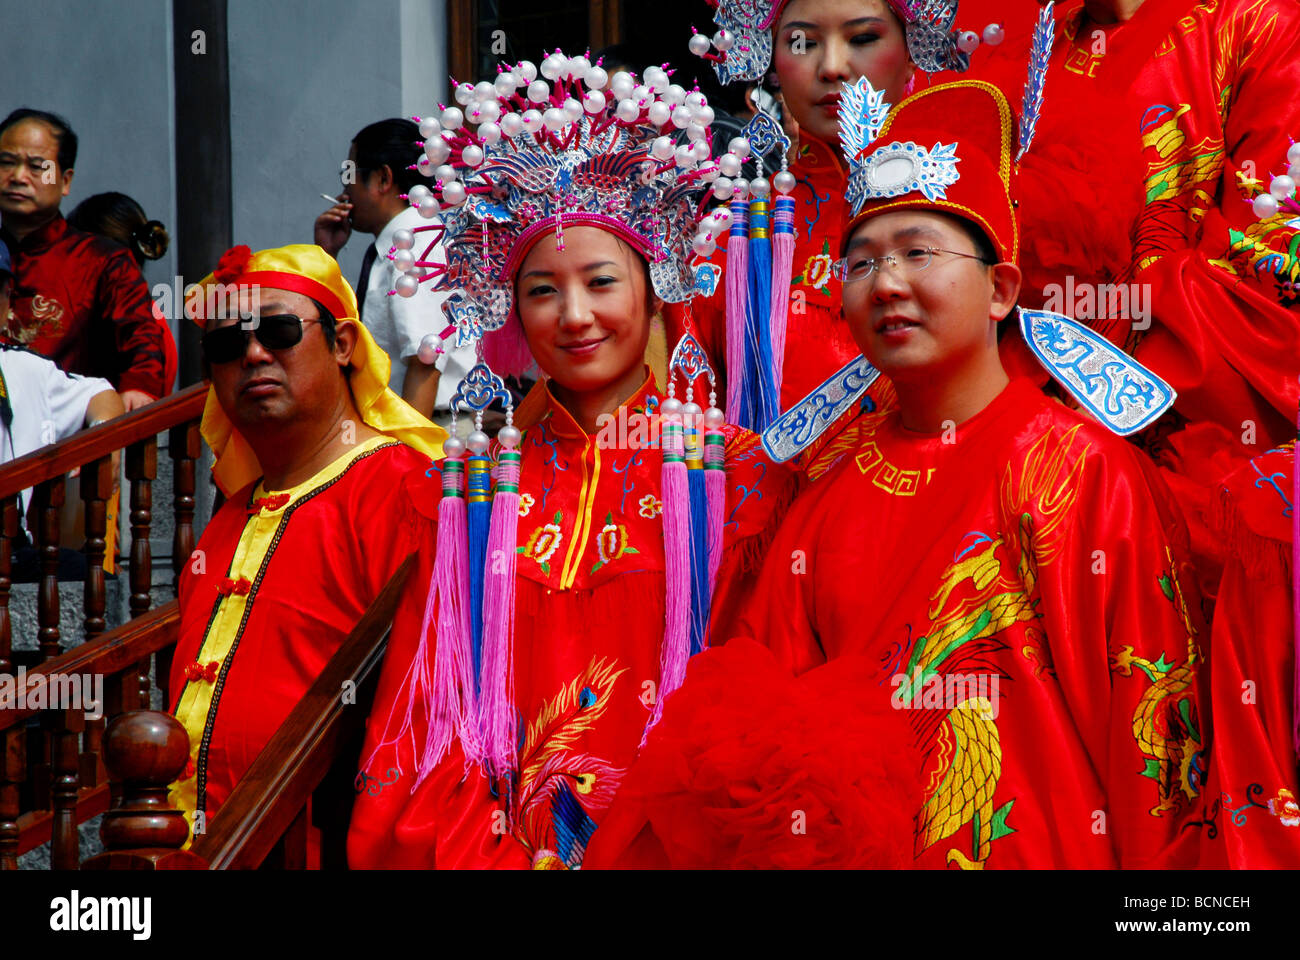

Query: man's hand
[[401, 358, 441, 419], [119, 389, 155, 412], [315, 196, 353, 257]]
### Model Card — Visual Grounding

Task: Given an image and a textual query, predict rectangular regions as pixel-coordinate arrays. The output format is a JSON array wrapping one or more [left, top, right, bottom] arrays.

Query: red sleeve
[[718, 460, 829, 677], [96, 246, 167, 396]]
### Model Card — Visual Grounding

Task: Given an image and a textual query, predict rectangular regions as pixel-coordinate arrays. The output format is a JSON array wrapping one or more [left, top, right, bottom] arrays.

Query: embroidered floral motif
[[637, 494, 662, 518], [793, 239, 834, 296], [1217, 782, 1300, 830], [353, 767, 400, 797], [518, 510, 564, 575], [590, 512, 639, 574], [1275, 788, 1300, 827], [518, 492, 535, 517]]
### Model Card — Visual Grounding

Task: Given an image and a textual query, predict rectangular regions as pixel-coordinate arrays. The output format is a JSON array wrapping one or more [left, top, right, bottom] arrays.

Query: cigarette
[[320, 193, 344, 203]]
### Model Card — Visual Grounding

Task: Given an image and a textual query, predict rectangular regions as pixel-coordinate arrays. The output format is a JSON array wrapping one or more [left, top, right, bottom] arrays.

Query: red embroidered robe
[[0, 215, 168, 397], [586, 379, 1210, 868], [168, 438, 436, 834], [969, 0, 1300, 594], [347, 372, 798, 868]]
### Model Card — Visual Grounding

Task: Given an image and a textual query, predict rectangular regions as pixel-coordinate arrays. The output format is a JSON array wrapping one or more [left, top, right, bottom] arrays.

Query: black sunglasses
[[201, 314, 323, 364]]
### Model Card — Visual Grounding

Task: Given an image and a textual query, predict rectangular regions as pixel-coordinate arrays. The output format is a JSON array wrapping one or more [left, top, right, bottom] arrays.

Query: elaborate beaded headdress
[[388, 51, 732, 352]]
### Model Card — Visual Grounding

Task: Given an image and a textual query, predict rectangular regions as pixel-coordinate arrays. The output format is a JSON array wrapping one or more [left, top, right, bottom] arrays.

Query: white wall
[[227, 0, 448, 291]]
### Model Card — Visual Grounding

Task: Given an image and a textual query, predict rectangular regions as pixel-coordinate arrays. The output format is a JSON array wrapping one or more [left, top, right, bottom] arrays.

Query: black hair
[[0, 108, 78, 171], [352, 118, 435, 196], [947, 215, 1017, 327], [309, 298, 338, 349], [68, 192, 169, 265], [955, 216, 1000, 267]]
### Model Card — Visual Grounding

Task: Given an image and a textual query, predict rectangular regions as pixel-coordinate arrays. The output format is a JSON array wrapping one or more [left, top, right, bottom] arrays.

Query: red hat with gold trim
[[838, 78, 1019, 263]]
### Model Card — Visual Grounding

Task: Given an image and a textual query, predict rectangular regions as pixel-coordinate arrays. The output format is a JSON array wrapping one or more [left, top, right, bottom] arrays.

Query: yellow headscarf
[[191, 243, 447, 495]]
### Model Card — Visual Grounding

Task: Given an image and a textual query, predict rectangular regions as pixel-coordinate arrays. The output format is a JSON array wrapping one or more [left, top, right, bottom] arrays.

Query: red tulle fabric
[[584, 639, 921, 869]]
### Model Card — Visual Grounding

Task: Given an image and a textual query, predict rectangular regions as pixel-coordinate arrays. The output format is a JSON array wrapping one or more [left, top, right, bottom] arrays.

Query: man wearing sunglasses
[[589, 82, 1212, 870], [166, 243, 446, 857]]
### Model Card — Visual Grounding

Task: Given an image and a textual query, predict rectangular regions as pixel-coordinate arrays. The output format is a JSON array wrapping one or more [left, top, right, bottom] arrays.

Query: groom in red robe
[[587, 81, 1210, 869]]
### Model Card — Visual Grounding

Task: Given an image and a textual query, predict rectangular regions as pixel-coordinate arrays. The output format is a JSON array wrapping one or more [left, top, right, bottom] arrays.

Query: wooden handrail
[[0, 602, 180, 731], [0, 383, 207, 500], [189, 553, 415, 869]]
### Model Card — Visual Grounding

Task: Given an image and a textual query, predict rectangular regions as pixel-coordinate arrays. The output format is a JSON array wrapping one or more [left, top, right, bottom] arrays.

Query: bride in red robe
[[346, 53, 798, 870]]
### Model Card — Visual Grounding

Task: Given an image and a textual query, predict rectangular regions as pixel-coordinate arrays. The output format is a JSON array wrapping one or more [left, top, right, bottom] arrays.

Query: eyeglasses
[[201, 314, 323, 364], [832, 246, 993, 284]]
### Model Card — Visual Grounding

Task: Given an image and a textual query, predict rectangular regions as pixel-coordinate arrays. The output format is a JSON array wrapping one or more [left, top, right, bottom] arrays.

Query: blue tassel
[[744, 198, 779, 432], [466, 454, 492, 692], [687, 466, 710, 655]]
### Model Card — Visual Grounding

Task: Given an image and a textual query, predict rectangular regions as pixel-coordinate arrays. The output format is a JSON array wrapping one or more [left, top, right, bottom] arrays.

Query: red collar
[[792, 130, 848, 184], [528, 367, 660, 440], [1, 213, 69, 253]]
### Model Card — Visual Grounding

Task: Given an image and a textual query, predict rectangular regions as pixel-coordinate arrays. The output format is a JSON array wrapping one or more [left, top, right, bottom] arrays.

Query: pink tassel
[[480, 446, 521, 779], [769, 195, 796, 400], [1292, 399, 1298, 760], [724, 198, 749, 423], [646, 414, 692, 742], [362, 455, 479, 786], [703, 429, 727, 598], [426, 485, 482, 774]]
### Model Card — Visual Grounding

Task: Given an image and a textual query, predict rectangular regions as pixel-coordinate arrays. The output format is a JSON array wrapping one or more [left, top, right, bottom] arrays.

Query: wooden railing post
[[34, 476, 66, 661], [126, 439, 157, 708], [0, 727, 23, 870], [170, 419, 200, 592], [0, 496, 16, 675], [126, 438, 156, 619], [79, 456, 114, 789], [83, 710, 205, 870], [49, 706, 85, 870], [80, 455, 113, 640]]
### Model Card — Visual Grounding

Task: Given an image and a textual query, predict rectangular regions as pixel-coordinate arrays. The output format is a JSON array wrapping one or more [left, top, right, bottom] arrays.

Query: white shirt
[[0, 346, 114, 514], [361, 207, 477, 412]]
